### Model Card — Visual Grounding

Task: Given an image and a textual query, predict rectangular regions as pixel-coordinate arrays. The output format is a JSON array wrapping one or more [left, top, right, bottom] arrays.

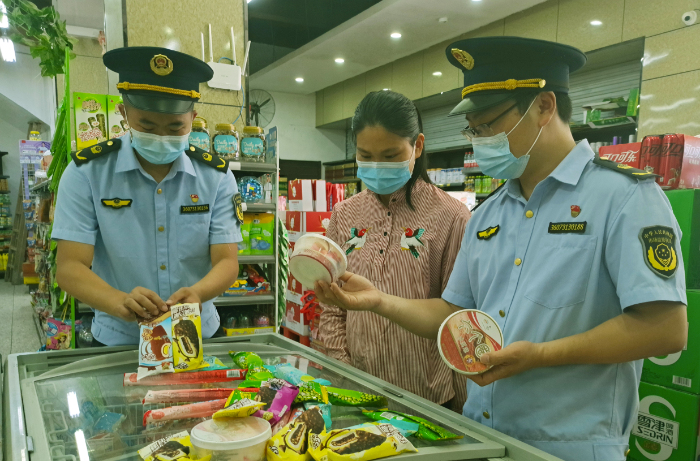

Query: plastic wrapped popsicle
[[289, 234, 347, 288], [437, 309, 503, 375]]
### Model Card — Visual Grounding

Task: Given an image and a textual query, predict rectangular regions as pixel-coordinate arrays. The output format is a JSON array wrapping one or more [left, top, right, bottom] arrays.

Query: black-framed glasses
[[461, 103, 519, 141]]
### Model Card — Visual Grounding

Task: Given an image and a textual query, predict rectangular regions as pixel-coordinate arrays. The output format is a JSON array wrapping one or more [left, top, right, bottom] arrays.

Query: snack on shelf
[[142, 389, 234, 405], [254, 378, 300, 425], [308, 422, 417, 461], [124, 369, 245, 386], [171, 303, 204, 372], [137, 430, 210, 461], [143, 399, 227, 427], [267, 407, 326, 461], [362, 409, 463, 441], [230, 351, 265, 369]]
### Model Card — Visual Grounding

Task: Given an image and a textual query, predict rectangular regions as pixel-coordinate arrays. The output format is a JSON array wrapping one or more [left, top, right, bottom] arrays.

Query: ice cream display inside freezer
[[5, 335, 559, 461]]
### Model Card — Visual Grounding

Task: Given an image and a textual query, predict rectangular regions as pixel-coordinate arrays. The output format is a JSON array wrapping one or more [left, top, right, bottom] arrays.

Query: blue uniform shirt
[[443, 140, 686, 461], [52, 136, 242, 345]]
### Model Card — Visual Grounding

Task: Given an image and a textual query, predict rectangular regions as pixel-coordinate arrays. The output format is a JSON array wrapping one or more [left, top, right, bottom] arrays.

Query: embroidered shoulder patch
[[639, 226, 678, 279], [477, 225, 499, 240], [233, 193, 244, 224]]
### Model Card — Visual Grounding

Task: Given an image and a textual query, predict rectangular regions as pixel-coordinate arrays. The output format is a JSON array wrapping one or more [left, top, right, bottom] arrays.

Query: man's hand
[[113, 287, 168, 321], [468, 341, 544, 387], [315, 272, 382, 312], [167, 287, 203, 312]]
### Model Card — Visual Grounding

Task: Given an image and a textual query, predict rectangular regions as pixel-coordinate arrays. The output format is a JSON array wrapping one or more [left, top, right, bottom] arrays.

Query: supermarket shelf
[[33, 312, 47, 346], [242, 202, 276, 213], [463, 167, 482, 175], [238, 255, 276, 264], [31, 181, 50, 192], [329, 177, 361, 184], [435, 183, 464, 189], [214, 295, 276, 306], [229, 161, 277, 173]]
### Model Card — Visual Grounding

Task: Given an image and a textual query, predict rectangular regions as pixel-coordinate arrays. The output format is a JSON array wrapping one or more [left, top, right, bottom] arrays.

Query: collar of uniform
[[369, 178, 429, 206], [548, 139, 595, 186], [115, 135, 197, 177]]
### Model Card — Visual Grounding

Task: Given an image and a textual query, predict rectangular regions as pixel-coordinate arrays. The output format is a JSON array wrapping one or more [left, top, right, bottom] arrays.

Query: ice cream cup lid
[[437, 309, 503, 375], [190, 416, 271, 450]]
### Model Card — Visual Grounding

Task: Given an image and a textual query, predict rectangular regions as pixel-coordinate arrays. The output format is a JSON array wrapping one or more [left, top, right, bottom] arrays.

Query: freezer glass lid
[[26, 351, 482, 460]]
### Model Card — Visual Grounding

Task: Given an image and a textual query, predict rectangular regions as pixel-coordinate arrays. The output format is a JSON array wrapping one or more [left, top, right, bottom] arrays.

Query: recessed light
[[295, 77, 304, 83], [383, 88, 390, 91], [432, 71, 442, 76], [471, 0, 482, 2], [390, 32, 402, 39], [335, 58, 344, 63], [590, 20, 602, 26], [438, 17, 448, 23]]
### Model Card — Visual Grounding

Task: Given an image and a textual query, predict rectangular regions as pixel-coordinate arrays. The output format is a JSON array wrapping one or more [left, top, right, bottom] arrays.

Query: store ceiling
[[250, 0, 546, 95]]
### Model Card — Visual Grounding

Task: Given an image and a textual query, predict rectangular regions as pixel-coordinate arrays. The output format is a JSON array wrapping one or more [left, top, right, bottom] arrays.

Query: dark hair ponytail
[[351, 90, 431, 210]]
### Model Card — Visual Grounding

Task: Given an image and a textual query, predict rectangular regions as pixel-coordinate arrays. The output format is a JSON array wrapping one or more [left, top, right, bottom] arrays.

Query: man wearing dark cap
[[314, 37, 687, 460], [53, 47, 242, 346]]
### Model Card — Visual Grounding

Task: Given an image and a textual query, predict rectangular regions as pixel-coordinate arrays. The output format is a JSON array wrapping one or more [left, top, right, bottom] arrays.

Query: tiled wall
[[317, 0, 700, 132], [125, 0, 247, 133]]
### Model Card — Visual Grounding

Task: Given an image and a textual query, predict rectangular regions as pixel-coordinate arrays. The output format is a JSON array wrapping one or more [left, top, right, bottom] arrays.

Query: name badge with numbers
[[181, 204, 210, 214], [548, 222, 587, 234]]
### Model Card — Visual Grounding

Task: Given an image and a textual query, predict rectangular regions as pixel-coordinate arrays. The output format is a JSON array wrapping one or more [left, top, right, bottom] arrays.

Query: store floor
[[0, 281, 41, 361]]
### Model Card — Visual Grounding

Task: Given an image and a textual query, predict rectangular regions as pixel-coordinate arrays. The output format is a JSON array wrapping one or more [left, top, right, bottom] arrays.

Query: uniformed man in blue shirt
[[53, 47, 242, 346], [315, 37, 688, 461]]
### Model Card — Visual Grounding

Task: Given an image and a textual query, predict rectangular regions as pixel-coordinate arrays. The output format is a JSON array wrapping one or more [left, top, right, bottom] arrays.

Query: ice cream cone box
[[628, 381, 700, 461], [289, 180, 313, 212], [664, 190, 700, 289], [107, 95, 128, 139], [678, 135, 700, 190], [285, 211, 302, 242], [642, 290, 698, 393], [303, 212, 332, 235], [285, 301, 310, 336], [312, 180, 327, 212], [285, 274, 303, 305], [74, 92, 108, 149], [599, 142, 641, 169]]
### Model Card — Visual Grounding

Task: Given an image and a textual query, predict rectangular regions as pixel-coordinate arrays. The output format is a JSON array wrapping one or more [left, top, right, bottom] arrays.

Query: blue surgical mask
[[129, 127, 190, 165], [471, 98, 543, 180], [357, 148, 415, 195]]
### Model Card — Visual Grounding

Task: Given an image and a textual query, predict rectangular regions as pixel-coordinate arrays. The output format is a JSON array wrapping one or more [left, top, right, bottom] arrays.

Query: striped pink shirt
[[319, 179, 470, 405]]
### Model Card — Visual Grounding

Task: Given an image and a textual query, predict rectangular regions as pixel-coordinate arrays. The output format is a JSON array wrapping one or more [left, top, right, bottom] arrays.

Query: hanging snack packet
[[308, 422, 417, 461], [229, 351, 265, 369], [361, 409, 463, 441], [138, 312, 174, 379], [124, 369, 245, 386], [142, 389, 234, 405], [143, 399, 227, 427], [267, 407, 326, 461], [171, 303, 204, 372], [255, 379, 300, 425], [137, 430, 211, 461]]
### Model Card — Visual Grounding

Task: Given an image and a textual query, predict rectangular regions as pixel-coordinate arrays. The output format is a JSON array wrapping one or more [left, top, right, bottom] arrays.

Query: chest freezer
[[3, 334, 561, 461]]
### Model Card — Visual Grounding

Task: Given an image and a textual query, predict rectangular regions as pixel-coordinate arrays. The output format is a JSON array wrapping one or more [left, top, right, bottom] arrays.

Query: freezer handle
[[382, 386, 404, 398]]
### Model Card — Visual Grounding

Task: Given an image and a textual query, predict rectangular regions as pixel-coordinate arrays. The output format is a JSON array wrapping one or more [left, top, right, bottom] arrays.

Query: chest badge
[[639, 226, 678, 279], [401, 228, 425, 259], [477, 225, 499, 240], [101, 198, 132, 209], [190, 194, 199, 203], [345, 227, 369, 254], [571, 205, 581, 218]]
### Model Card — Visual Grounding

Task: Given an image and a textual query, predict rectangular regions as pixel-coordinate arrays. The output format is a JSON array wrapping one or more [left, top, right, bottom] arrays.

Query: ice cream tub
[[289, 233, 347, 288], [190, 416, 271, 461], [437, 309, 503, 375]]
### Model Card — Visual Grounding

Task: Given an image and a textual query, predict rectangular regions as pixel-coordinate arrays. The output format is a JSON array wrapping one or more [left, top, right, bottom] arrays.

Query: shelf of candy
[[218, 304, 274, 336], [221, 264, 272, 297], [0, 191, 12, 249]]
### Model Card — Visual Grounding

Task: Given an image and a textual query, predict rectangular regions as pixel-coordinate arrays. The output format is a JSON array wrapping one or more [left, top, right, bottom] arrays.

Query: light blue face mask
[[471, 98, 543, 180], [127, 115, 190, 165], [357, 147, 415, 195]]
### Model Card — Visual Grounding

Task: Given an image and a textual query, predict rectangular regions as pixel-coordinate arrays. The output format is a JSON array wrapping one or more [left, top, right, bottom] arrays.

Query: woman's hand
[[315, 272, 382, 312]]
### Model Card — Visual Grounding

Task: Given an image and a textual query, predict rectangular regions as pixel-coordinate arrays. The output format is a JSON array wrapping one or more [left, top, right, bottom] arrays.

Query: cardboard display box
[[304, 212, 332, 235], [628, 381, 700, 461], [289, 179, 313, 212], [285, 211, 302, 242], [664, 190, 700, 289], [599, 142, 641, 169]]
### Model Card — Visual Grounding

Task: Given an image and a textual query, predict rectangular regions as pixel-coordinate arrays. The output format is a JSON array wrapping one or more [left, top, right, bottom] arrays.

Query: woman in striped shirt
[[319, 90, 471, 410]]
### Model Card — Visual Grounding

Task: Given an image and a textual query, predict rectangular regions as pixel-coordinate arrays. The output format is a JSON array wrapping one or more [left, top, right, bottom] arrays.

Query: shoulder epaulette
[[593, 156, 657, 180], [186, 145, 228, 172], [71, 138, 121, 165], [471, 180, 507, 213]]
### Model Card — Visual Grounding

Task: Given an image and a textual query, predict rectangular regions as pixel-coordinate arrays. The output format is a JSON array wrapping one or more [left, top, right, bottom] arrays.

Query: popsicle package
[[255, 378, 299, 425], [308, 422, 417, 461], [143, 399, 227, 426], [361, 409, 462, 441], [171, 303, 204, 372], [137, 430, 211, 461], [124, 369, 245, 387], [213, 390, 265, 419], [267, 407, 326, 461], [138, 312, 174, 378], [142, 389, 234, 405]]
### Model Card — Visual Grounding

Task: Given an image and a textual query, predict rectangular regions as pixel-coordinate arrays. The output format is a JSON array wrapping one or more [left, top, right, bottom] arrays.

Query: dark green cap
[[103, 46, 214, 114], [445, 37, 586, 115]]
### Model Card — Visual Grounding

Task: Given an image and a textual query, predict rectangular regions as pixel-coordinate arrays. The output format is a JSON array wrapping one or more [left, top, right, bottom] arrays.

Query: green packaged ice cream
[[294, 382, 387, 408], [362, 409, 463, 441], [229, 351, 264, 369]]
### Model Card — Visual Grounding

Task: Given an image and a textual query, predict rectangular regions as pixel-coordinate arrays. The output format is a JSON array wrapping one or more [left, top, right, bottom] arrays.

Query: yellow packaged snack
[[267, 407, 326, 461], [137, 431, 211, 461], [213, 391, 265, 419], [308, 422, 417, 461], [171, 303, 203, 372]]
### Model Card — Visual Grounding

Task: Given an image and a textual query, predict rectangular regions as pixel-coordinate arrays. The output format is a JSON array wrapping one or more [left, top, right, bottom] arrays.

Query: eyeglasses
[[461, 103, 518, 141]]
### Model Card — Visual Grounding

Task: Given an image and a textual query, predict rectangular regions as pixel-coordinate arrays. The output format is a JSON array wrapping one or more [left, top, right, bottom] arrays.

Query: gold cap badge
[[452, 49, 474, 70], [150, 54, 173, 76]]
